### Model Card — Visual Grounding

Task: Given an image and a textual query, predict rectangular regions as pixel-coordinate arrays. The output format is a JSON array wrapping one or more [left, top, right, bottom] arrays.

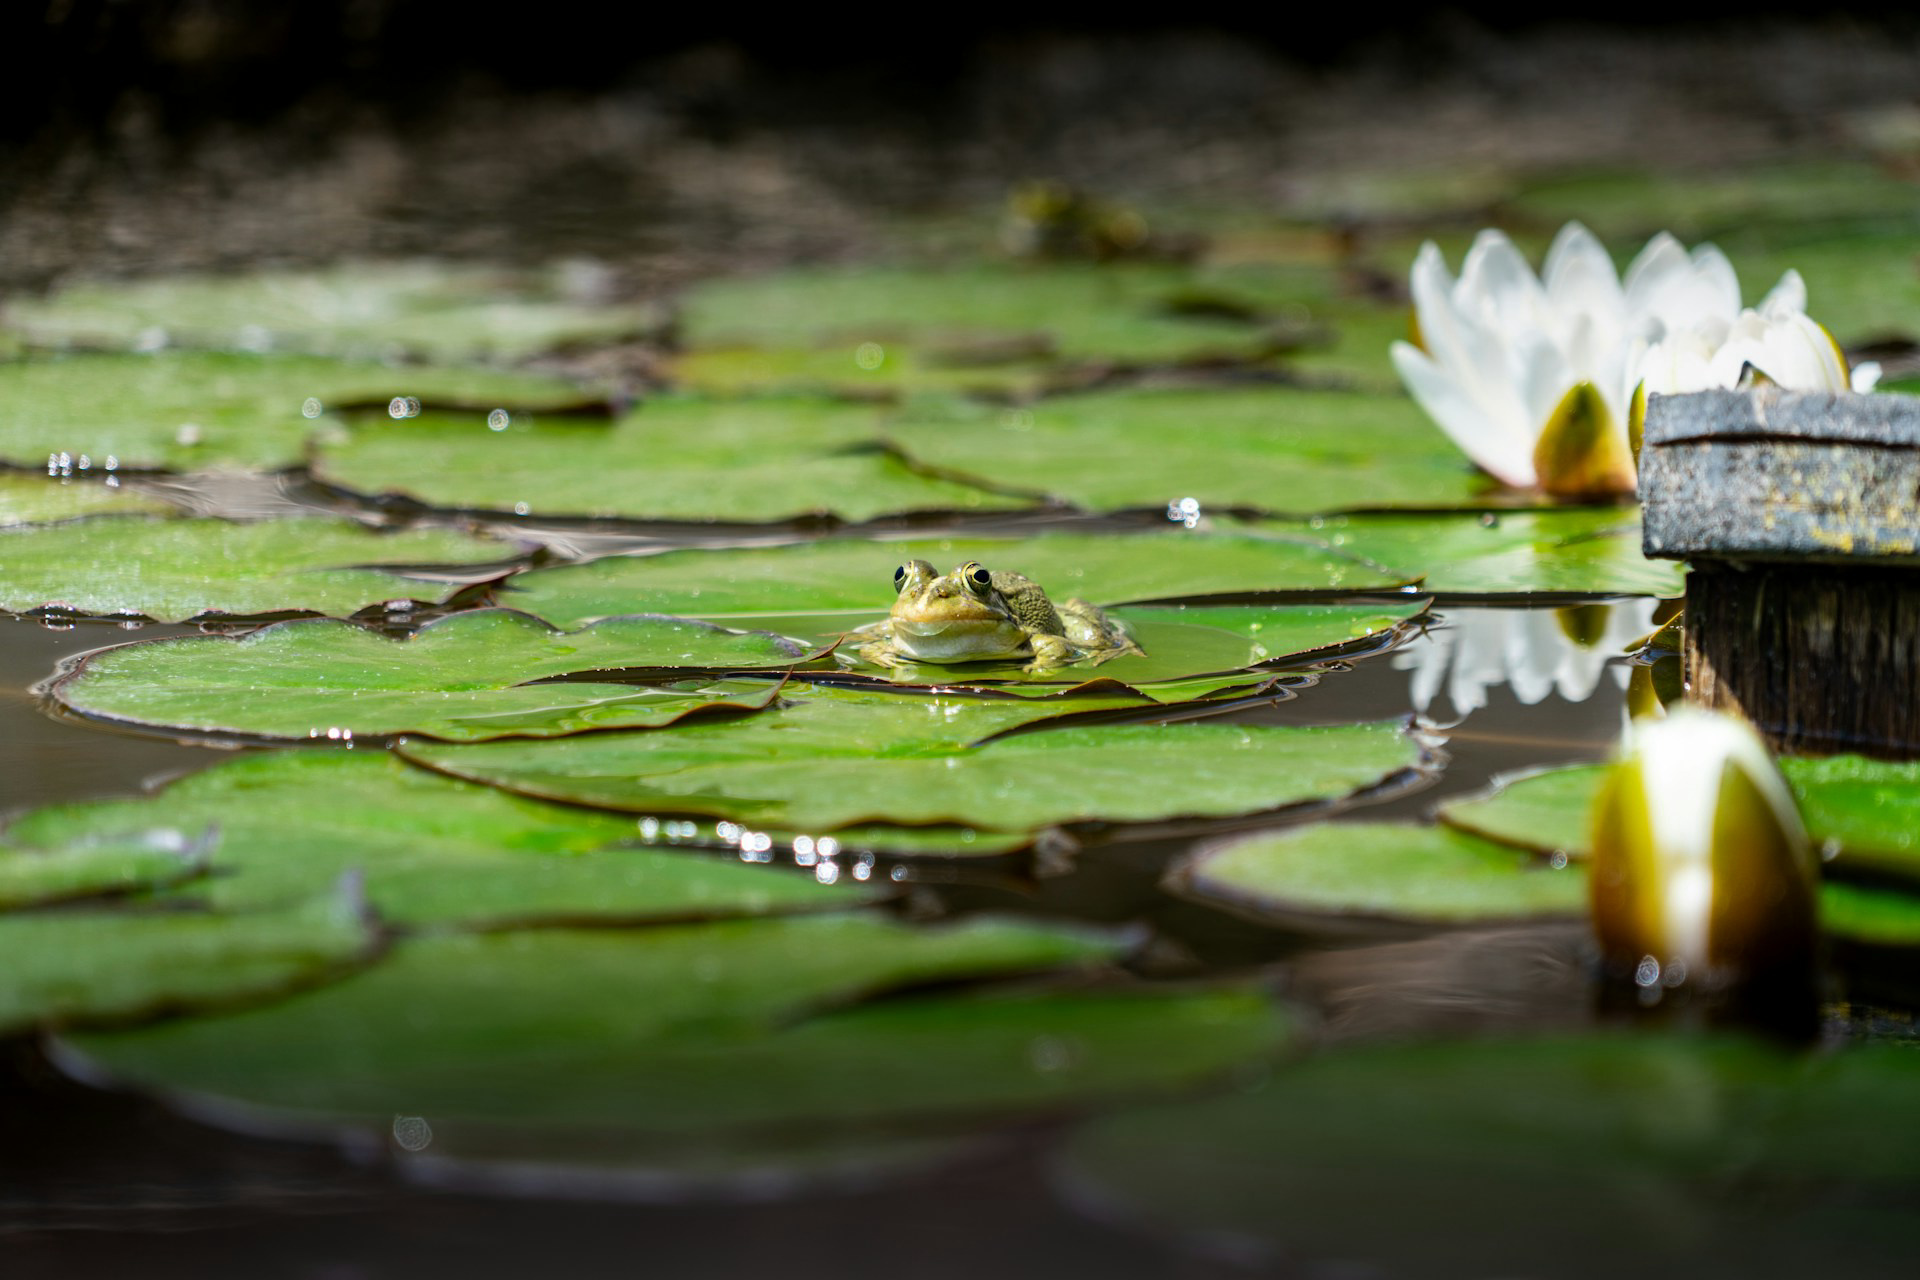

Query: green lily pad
[[400, 682, 1422, 832], [1058, 1034, 1920, 1279], [666, 344, 1061, 400], [53, 609, 807, 742], [1247, 508, 1686, 597], [830, 602, 1425, 700], [1437, 761, 1920, 947], [310, 398, 1023, 523], [0, 879, 377, 1034], [1443, 757, 1920, 884], [0, 516, 517, 621], [3, 261, 666, 364], [1172, 821, 1587, 926], [677, 261, 1333, 369], [0, 351, 598, 472], [1438, 763, 1604, 858], [61, 913, 1124, 1118], [0, 828, 213, 908], [886, 386, 1491, 514], [5, 753, 875, 927], [57, 923, 1286, 1172], [0, 474, 174, 527], [505, 530, 1413, 630]]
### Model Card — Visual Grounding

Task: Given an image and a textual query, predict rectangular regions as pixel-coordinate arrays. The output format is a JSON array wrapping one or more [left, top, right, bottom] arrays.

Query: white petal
[[1686, 244, 1742, 318], [1852, 360, 1883, 393], [1759, 268, 1807, 317], [1391, 341, 1537, 487], [1543, 222, 1625, 319]]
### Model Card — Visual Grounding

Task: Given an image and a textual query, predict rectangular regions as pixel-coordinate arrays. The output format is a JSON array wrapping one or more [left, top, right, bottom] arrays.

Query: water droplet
[[1633, 955, 1661, 988], [854, 341, 885, 371], [513, 502, 530, 516], [175, 423, 203, 447], [301, 398, 324, 419], [391, 1115, 433, 1152], [388, 396, 422, 420], [487, 409, 511, 431], [815, 861, 840, 885]]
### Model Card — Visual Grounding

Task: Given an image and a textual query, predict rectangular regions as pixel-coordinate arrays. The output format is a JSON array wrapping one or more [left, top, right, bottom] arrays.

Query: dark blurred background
[[3, 4, 1918, 289]]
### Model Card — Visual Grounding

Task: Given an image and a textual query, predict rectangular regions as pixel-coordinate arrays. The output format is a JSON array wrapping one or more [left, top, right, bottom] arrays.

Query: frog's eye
[[893, 564, 908, 590], [965, 562, 992, 592]]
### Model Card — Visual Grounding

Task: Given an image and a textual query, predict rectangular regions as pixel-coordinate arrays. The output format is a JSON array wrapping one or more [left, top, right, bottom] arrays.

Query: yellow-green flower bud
[[1588, 710, 1817, 989]]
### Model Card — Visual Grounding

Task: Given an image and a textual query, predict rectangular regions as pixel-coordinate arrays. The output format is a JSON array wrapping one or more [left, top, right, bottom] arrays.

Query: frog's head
[[889, 558, 1019, 635]]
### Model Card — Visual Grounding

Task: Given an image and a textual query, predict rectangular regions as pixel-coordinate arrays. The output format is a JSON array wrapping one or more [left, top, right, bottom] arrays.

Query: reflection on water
[[1394, 598, 1658, 724]]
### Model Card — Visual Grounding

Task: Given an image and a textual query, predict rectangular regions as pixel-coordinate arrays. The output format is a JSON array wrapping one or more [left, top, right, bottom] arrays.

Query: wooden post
[[1640, 387, 1920, 759]]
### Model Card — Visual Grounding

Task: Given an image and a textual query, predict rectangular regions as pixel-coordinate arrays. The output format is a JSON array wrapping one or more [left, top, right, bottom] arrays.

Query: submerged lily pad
[[887, 386, 1491, 514], [0, 474, 174, 527], [1173, 821, 1586, 927], [1247, 507, 1685, 597], [0, 880, 376, 1034], [61, 914, 1125, 1121], [0, 829, 213, 908], [5, 753, 873, 927], [0, 351, 599, 472], [310, 398, 1023, 523], [3, 261, 666, 364], [677, 261, 1332, 369], [401, 682, 1422, 832], [506, 530, 1413, 629], [1438, 761, 1920, 947], [0, 516, 516, 621], [1058, 1034, 1920, 1280], [53, 609, 805, 742]]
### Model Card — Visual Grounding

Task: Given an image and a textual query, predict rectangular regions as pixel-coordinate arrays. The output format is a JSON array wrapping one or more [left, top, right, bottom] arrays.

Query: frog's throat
[[890, 616, 1031, 662]]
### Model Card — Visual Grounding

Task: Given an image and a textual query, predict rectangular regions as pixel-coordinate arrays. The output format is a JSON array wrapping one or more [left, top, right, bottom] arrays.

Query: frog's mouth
[[891, 615, 1029, 661]]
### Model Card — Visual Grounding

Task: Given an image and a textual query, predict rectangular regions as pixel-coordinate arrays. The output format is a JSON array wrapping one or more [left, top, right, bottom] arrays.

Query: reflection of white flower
[[1394, 601, 1656, 721], [1391, 223, 1874, 496], [1590, 710, 1816, 987]]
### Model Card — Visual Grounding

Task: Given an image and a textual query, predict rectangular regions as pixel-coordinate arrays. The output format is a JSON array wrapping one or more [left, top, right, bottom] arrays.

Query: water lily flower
[[1588, 710, 1817, 989], [1392, 223, 1875, 498]]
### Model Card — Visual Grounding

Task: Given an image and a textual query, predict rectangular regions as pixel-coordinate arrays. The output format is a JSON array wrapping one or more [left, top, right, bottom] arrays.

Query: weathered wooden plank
[[1641, 388, 1920, 563], [1685, 564, 1920, 758]]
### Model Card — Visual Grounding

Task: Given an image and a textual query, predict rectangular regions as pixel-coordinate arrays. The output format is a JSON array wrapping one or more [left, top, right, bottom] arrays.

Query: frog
[[852, 559, 1143, 673]]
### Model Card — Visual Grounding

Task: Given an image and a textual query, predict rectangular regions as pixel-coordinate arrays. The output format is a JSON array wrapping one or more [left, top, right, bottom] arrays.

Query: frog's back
[[989, 571, 1066, 636]]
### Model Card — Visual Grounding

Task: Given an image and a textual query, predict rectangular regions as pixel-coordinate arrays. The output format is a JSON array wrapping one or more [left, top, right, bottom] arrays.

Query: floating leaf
[[5, 754, 873, 928], [1246, 507, 1685, 597], [0, 474, 174, 527], [64, 977, 1287, 1175], [0, 516, 517, 621], [61, 914, 1125, 1122], [0, 880, 376, 1034], [401, 683, 1422, 832], [3, 261, 667, 364], [887, 386, 1491, 514], [667, 344, 1059, 400], [677, 262, 1333, 369], [1059, 1034, 1920, 1279], [1439, 762, 1920, 946], [53, 609, 805, 742], [310, 398, 1023, 523], [1443, 758, 1920, 885], [0, 829, 213, 908], [506, 530, 1413, 630], [0, 351, 597, 472], [1173, 822, 1586, 926], [831, 601, 1425, 700]]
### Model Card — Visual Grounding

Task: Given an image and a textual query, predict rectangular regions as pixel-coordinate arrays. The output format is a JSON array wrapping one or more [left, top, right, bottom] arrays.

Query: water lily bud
[[1588, 710, 1816, 989]]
